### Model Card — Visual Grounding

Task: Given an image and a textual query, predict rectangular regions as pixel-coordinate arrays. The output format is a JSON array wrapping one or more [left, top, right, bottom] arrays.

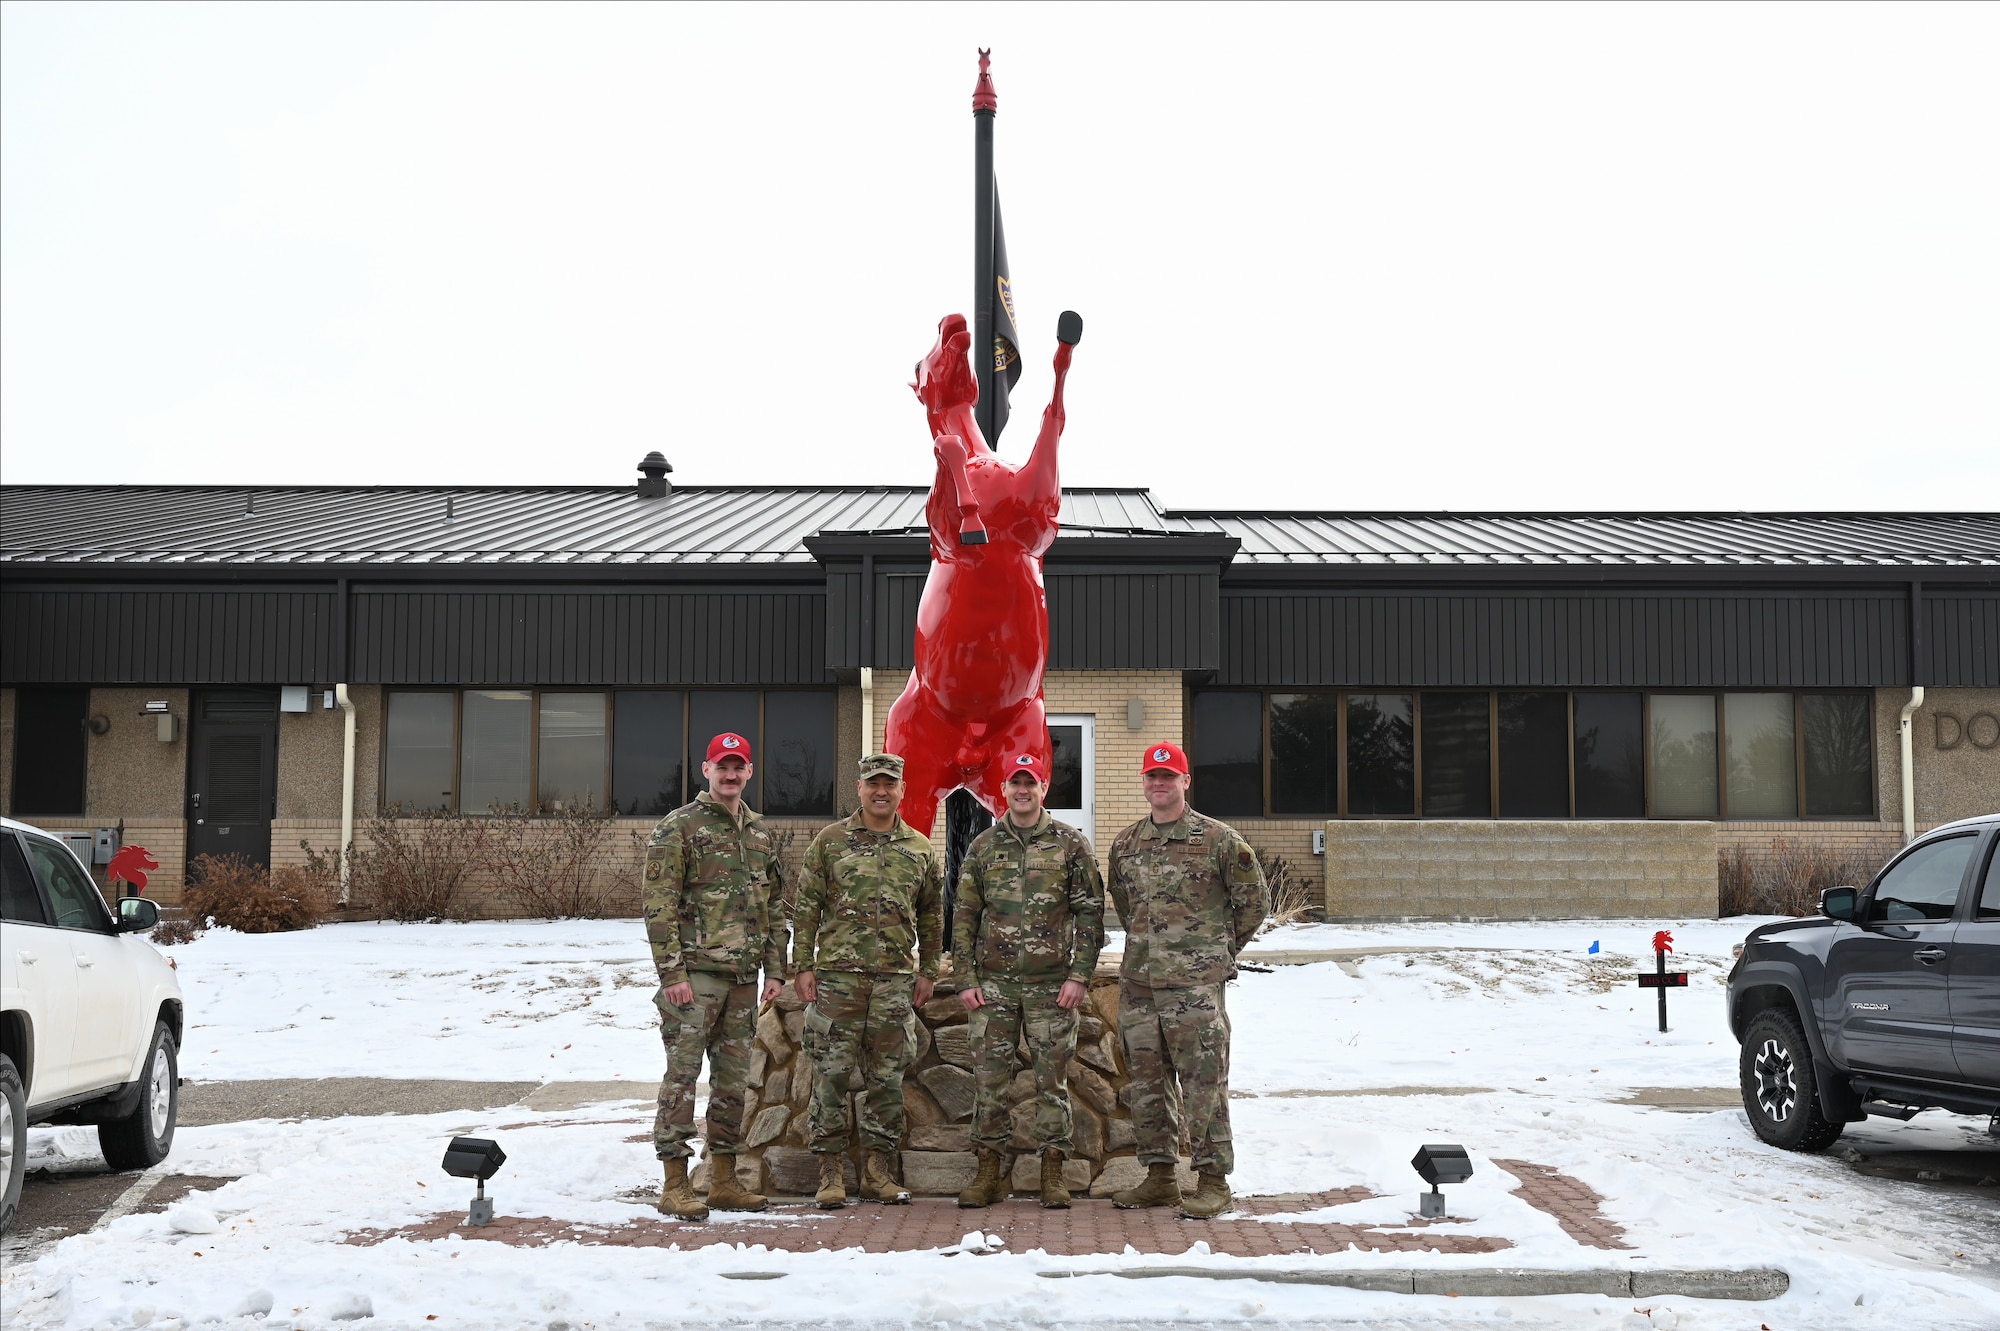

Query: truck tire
[[99, 1022, 178, 1172], [1740, 1007, 1844, 1152], [1, 1054, 25, 1235]]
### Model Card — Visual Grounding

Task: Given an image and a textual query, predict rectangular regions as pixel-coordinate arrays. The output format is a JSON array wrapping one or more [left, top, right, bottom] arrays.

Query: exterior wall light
[[1411, 1143, 1473, 1218], [442, 1135, 507, 1227]]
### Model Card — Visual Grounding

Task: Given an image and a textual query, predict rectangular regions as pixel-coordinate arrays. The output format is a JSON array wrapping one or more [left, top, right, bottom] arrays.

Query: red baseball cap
[[1005, 752, 1049, 783], [1140, 741, 1189, 775], [705, 732, 752, 764]]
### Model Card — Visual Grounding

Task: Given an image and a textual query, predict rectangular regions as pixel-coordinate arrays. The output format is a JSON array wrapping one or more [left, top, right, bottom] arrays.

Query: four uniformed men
[[644, 735, 1265, 1220]]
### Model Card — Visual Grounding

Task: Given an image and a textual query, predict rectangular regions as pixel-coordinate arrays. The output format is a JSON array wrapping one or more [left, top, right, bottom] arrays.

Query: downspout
[[860, 669, 874, 765], [1899, 686, 1924, 845], [859, 553, 876, 762], [336, 683, 356, 901]]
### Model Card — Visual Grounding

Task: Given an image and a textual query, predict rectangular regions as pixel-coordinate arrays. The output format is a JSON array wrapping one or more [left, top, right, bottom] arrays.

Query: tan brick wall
[[859, 668, 1185, 858], [1323, 819, 1718, 921], [27, 816, 190, 906]]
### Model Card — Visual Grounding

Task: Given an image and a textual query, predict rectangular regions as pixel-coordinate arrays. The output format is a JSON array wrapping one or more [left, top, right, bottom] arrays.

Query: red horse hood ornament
[[888, 311, 1082, 836]]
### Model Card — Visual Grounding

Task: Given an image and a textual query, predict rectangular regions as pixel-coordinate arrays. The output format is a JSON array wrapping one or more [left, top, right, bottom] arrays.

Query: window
[[612, 691, 685, 816], [1866, 834, 1976, 924], [1979, 840, 1999, 920], [1574, 693, 1645, 817], [1190, 691, 1262, 817], [383, 692, 456, 810], [1724, 693, 1796, 818], [1270, 693, 1339, 815], [384, 688, 837, 817], [23, 835, 107, 931], [1651, 694, 1718, 818], [538, 693, 607, 810], [1346, 693, 1413, 816], [1189, 687, 1874, 821], [761, 692, 836, 817], [1420, 692, 1490, 818], [1802, 694, 1873, 816], [2, 834, 49, 925], [691, 692, 762, 806], [461, 690, 534, 812], [10, 686, 88, 817], [1498, 692, 1569, 817]]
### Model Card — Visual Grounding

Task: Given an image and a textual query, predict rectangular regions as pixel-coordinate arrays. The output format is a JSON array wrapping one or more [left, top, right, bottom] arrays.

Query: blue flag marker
[[1588, 940, 1601, 954]]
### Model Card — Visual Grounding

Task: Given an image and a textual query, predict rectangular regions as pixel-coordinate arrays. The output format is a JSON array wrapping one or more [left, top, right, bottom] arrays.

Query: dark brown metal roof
[[1, 485, 1994, 569]]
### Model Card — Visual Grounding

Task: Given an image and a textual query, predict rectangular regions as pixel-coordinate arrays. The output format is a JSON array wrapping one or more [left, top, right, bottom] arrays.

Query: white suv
[[1, 816, 186, 1234]]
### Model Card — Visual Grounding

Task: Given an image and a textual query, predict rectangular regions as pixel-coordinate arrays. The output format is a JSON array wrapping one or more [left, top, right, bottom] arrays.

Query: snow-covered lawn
[[7, 918, 1997, 1330]]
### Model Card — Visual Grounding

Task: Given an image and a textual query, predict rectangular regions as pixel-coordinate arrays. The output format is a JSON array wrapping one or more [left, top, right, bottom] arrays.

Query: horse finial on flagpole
[[973, 48, 997, 112]]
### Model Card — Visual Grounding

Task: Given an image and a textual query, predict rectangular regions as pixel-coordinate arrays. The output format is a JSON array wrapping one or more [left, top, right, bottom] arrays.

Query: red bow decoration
[[1652, 929, 1675, 955]]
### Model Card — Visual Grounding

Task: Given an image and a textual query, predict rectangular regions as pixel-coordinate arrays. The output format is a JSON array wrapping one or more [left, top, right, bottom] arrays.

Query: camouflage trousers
[[803, 970, 917, 1154], [969, 978, 1078, 1154], [1118, 980, 1234, 1175], [653, 971, 757, 1160]]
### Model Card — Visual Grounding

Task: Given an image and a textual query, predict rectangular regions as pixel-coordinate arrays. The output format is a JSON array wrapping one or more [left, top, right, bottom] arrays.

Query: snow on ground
[[8, 918, 1998, 1329]]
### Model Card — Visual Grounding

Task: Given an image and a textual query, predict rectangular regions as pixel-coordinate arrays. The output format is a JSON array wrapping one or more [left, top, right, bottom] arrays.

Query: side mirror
[[1819, 886, 1859, 922], [117, 897, 161, 932]]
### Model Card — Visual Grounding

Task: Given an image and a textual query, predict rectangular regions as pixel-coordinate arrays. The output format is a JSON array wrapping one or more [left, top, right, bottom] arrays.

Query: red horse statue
[[886, 310, 1082, 838]]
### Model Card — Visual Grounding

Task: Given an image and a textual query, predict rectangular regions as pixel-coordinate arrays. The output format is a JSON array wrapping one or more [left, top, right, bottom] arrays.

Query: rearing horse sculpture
[[886, 310, 1081, 840]]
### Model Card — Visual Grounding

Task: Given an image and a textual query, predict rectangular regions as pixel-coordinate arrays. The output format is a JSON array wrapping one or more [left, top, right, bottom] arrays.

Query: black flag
[[989, 186, 1022, 445]]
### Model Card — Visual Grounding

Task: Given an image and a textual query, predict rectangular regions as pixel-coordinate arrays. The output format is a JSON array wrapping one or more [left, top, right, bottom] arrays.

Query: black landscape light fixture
[[1411, 1144, 1473, 1219], [442, 1136, 507, 1227]]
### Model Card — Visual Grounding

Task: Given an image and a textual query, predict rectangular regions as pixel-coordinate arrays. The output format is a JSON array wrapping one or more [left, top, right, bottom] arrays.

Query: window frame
[[377, 686, 838, 818], [1185, 685, 1877, 822]]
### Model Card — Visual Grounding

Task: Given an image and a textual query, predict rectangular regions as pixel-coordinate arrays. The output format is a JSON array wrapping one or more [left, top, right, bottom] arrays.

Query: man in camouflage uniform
[[643, 730, 788, 1221], [792, 753, 944, 1208], [1107, 740, 1268, 1219], [953, 751, 1104, 1210]]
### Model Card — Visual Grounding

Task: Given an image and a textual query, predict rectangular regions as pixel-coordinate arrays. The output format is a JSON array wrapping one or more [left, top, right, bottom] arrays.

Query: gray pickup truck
[[1726, 812, 2000, 1151]]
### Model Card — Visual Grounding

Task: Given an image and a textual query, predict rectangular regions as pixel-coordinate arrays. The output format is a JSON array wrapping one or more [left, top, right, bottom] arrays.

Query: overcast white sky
[[3, 1, 1995, 513]]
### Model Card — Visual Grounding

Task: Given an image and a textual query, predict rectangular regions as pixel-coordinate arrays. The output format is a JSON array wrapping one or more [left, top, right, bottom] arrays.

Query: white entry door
[[1045, 714, 1095, 847]]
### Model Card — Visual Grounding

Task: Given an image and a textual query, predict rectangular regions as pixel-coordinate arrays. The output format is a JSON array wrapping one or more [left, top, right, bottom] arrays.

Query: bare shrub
[[182, 853, 334, 934], [1256, 850, 1321, 935], [489, 801, 636, 919], [350, 807, 489, 922], [149, 911, 204, 946], [1717, 835, 1899, 917]]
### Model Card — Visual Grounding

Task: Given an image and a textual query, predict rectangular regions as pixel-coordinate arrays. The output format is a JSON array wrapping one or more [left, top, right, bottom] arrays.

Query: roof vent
[[637, 451, 673, 499]]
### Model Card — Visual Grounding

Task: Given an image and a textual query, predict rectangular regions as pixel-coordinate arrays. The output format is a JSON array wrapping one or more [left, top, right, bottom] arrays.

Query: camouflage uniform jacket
[[791, 812, 944, 979], [1107, 809, 1269, 988], [643, 791, 789, 988], [953, 812, 1105, 988]]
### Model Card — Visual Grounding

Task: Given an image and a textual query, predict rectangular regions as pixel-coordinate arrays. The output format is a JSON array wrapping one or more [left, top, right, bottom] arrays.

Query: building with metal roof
[[3, 473, 1996, 922]]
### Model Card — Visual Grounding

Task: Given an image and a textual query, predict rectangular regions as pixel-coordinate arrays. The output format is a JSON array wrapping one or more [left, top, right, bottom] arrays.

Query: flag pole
[[972, 48, 997, 451]]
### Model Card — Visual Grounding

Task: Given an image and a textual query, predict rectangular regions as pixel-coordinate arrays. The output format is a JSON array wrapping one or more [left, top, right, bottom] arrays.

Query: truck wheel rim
[[148, 1045, 173, 1138], [0, 1096, 14, 1193], [1753, 1037, 1797, 1122]]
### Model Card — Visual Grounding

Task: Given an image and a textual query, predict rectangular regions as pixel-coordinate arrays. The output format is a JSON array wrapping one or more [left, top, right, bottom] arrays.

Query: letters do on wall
[[1934, 712, 2000, 751]]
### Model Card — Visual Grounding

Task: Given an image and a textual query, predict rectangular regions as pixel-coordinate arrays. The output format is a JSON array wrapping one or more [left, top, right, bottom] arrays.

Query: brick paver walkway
[[353, 1188, 1512, 1258], [1490, 1158, 1632, 1250]]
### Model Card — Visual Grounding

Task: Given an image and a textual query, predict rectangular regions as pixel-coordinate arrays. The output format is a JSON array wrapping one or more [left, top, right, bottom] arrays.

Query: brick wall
[[29, 816, 190, 907], [1323, 820, 1718, 921]]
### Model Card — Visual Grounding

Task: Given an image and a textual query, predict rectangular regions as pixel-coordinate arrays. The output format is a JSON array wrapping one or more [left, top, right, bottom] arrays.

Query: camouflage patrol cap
[[858, 752, 905, 780]]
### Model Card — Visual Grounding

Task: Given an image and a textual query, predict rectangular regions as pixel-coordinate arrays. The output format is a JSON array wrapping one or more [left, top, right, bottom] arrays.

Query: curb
[[1037, 1266, 1790, 1301]]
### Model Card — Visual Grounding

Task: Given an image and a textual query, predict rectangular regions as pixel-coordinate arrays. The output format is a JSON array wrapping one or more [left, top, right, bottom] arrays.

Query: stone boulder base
[[901, 1150, 979, 1195]]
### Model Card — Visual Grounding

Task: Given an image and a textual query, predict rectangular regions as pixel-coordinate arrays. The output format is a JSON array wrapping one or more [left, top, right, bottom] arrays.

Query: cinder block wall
[[1323, 820, 1718, 921]]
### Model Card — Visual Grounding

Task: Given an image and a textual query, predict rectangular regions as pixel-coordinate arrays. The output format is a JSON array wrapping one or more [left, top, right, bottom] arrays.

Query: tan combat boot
[[704, 1154, 768, 1212], [1179, 1170, 1232, 1219], [656, 1156, 709, 1221], [815, 1153, 848, 1209], [859, 1150, 911, 1204], [956, 1149, 1010, 1208], [1111, 1161, 1181, 1209], [1039, 1148, 1071, 1209]]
